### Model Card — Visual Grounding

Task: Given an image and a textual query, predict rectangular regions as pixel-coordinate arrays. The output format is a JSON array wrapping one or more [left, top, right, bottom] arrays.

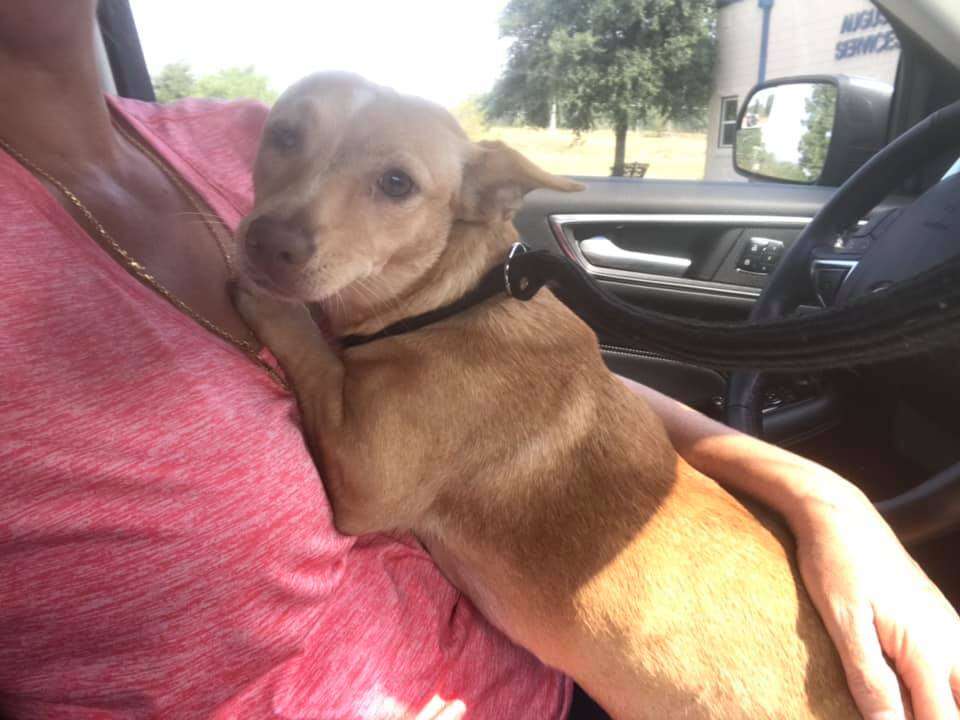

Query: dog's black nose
[[245, 215, 315, 269]]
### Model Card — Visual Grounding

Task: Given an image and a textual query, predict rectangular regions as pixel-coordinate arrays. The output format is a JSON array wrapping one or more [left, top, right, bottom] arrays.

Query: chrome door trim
[[549, 213, 813, 300], [579, 236, 691, 276], [550, 213, 813, 227]]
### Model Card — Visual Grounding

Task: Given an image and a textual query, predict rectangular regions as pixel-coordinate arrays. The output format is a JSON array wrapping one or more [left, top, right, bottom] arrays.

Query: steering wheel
[[725, 97, 960, 546]]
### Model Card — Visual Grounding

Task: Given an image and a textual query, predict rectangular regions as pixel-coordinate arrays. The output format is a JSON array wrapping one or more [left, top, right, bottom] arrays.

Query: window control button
[[738, 237, 785, 274]]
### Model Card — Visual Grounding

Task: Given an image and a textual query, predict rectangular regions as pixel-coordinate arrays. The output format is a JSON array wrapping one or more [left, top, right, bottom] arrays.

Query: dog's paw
[[229, 280, 316, 347]]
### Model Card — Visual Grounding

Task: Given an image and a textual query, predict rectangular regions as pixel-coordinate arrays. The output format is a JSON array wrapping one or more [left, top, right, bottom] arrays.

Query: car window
[[129, 0, 899, 184]]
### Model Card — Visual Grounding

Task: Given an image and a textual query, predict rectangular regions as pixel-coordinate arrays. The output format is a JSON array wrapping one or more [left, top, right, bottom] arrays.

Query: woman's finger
[[899, 658, 959, 720], [825, 604, 907, 719]]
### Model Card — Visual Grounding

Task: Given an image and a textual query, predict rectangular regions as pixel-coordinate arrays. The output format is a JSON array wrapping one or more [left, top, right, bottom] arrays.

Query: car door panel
[[599, 343, 726, 413], [515, 179, 836, 316], [514, 178, 898, 440]]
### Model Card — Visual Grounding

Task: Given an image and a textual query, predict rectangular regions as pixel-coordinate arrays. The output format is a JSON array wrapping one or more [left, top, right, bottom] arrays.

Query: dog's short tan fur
[[234, 72, 858, 719]]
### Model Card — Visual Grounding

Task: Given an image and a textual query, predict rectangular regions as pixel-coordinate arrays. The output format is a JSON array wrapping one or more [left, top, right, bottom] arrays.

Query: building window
[[719, 96, 739, 148]]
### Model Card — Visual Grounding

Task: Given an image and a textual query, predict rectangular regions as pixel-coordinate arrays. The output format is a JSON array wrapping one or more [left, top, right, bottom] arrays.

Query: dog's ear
[[457, 140, 585, 223]]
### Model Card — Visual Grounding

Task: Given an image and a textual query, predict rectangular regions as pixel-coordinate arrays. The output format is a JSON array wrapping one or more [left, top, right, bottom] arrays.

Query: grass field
[[466, 125, 708, 180]]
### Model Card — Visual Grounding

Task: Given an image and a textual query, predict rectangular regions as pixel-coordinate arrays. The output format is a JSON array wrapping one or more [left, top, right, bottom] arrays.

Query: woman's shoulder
[[111, 95, 270, 138], [108, 95, 269, 217], [110, 95, 268, 172]]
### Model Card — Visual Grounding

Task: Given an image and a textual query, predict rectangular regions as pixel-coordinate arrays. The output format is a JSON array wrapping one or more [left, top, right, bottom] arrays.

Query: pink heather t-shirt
[[0, 96, 571, 719]]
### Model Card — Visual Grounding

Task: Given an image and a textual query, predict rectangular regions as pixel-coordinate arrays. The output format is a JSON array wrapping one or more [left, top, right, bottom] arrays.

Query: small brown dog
[[234, 72, 858, 719]]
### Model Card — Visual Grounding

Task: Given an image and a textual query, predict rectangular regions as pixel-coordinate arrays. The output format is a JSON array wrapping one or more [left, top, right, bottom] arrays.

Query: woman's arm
[[621, 376, 856, 521], [622, 377, 960, 720]]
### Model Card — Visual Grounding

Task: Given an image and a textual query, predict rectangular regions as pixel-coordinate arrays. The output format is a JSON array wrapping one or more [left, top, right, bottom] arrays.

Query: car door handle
[[579, 236, 691, 277]]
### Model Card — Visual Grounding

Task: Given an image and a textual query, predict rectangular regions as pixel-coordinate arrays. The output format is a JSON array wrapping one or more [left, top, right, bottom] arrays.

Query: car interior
[[94, 0, 959, 609]]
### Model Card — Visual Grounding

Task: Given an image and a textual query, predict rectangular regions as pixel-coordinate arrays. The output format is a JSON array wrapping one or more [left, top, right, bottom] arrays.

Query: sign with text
[[835, 7, 899, 60]]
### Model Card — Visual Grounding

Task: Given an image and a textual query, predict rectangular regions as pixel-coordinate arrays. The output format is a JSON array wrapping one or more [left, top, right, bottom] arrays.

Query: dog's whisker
[[180, 219, 231, 232], [361, 275, 404, 317], [353, 277, 405, 331], [173, 211, 234, 231], [345, 278, 380, 313], [173, 210, 229, 221], [353, 278, 386, 309]]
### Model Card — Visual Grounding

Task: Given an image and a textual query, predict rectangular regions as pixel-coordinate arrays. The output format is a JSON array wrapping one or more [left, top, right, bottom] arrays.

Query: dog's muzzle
[[244, 215, 315, 285]]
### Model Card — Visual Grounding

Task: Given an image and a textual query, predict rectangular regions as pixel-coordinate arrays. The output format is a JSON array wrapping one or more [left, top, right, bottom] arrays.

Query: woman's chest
[[34, 153, 255, 343]]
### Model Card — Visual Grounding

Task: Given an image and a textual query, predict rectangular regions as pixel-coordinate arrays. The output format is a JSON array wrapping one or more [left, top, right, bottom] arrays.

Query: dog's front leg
[[232, 285, 426, 536], [233, 285, 378, 530], [232, 284, 345, 432]]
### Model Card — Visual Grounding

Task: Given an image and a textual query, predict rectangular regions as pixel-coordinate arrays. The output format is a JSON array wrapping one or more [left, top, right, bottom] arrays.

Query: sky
[[129, 0, 512, 109], [761, 83, 819, 164]]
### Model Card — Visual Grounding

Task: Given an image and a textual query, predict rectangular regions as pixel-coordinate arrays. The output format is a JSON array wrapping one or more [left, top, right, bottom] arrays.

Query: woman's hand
[[621, 378, 959, 718], [792, 488, 960, 720]]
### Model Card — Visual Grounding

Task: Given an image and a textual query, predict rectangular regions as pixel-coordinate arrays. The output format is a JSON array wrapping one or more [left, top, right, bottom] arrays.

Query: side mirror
[[734, 75, 892, 186]]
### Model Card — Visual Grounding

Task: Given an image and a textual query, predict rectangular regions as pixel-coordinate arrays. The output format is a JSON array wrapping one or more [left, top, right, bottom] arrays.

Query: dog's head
[[238, 72, 582, 326]]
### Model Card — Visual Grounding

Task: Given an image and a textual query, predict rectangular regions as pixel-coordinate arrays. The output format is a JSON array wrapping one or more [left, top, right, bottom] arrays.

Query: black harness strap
[[340, 243, 960, 372]]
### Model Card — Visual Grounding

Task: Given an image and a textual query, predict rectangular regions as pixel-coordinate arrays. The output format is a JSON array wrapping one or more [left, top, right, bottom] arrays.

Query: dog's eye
[[269, 123, 301, 152], [378, 169, 415, 199]]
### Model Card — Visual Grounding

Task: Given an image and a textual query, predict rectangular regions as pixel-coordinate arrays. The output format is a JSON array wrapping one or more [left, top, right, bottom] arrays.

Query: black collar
[[340, 243, 534, 348]]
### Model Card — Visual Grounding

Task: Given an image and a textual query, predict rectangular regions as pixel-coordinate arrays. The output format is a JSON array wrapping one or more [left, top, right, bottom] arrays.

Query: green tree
[[797, 84, 837, 181], [453, 96, 491, 139], [486, 0, 717, 176], [735, 126, 764, 170], [194, 66, 278, 104], [153, 62, 195, 103], [152, 63, 278, 104], [736, 126, 808, 183]]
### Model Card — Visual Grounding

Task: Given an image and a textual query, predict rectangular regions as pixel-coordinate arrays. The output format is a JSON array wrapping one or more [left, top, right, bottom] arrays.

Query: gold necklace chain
[[0, 125, 288, 390]]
